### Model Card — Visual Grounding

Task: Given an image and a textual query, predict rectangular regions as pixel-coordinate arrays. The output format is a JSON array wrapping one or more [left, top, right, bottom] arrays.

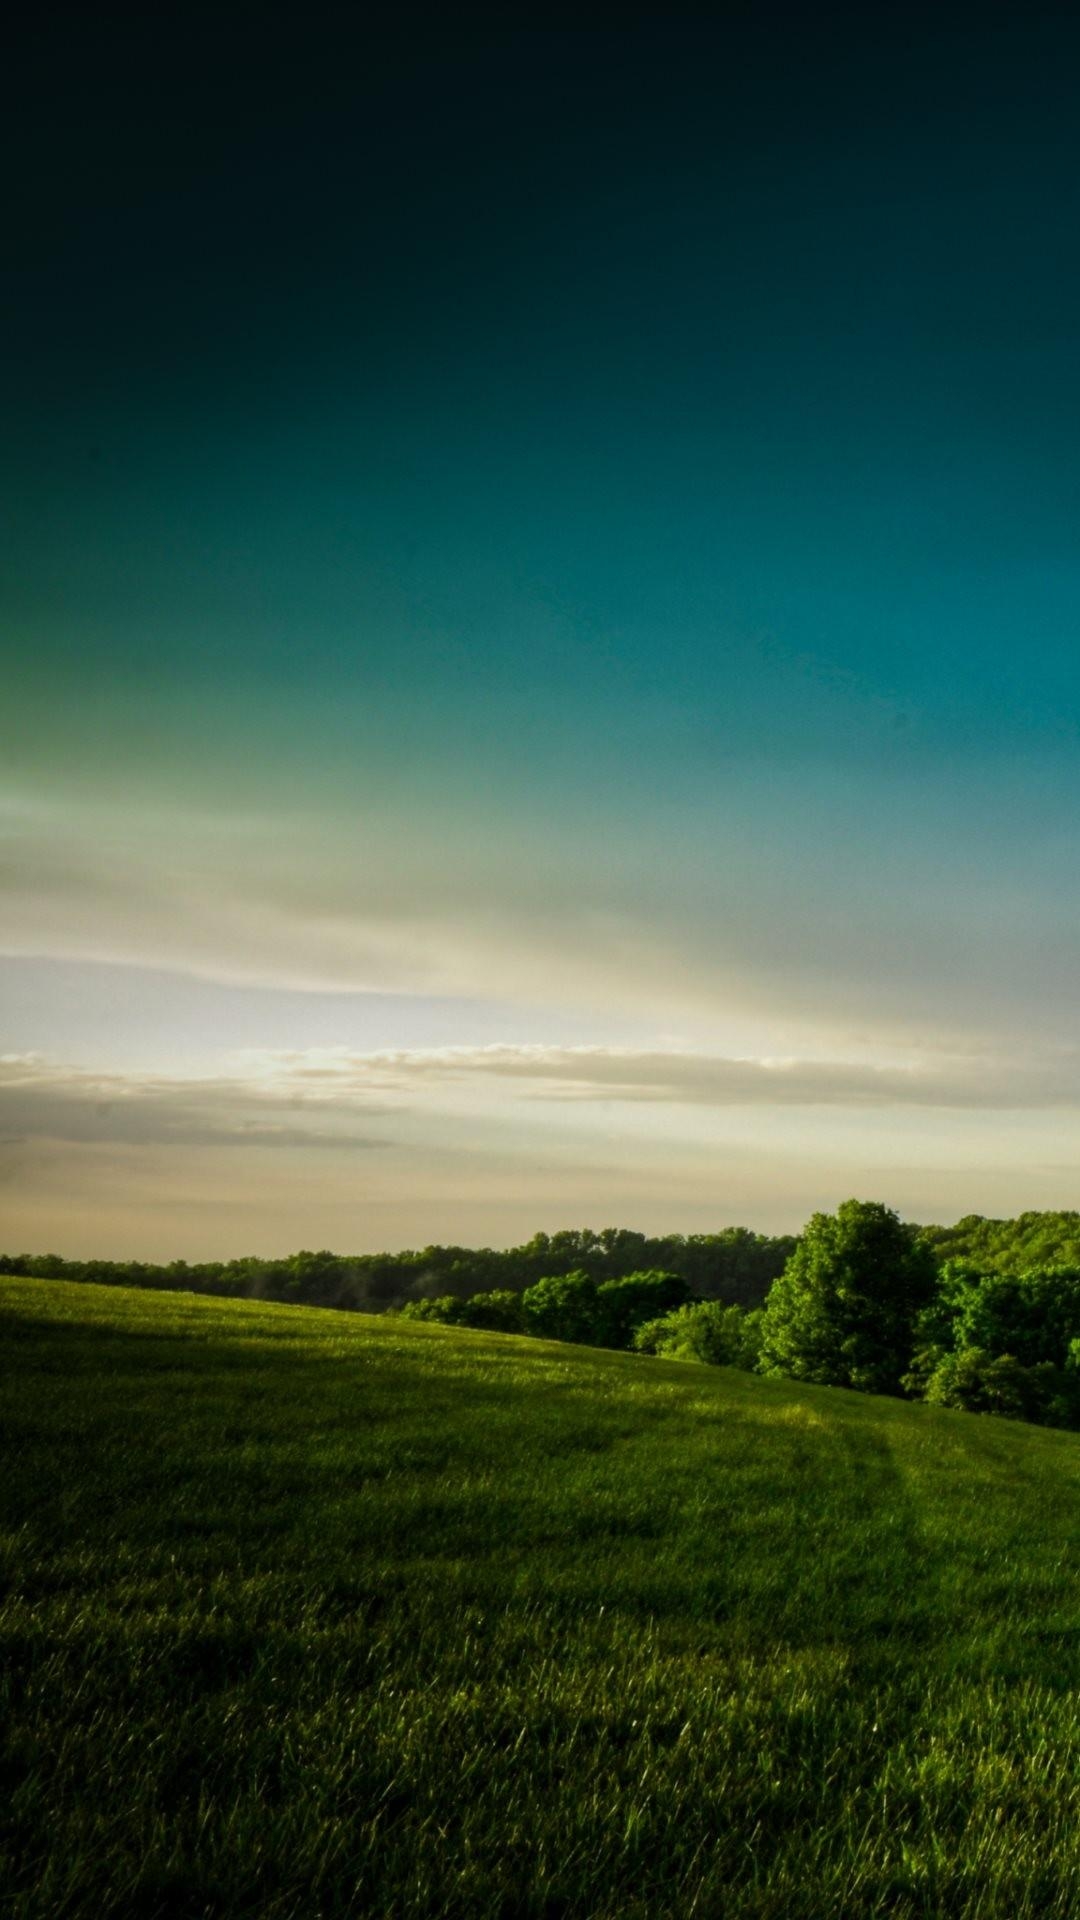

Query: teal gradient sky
[[6, 12, 1080, 1253]]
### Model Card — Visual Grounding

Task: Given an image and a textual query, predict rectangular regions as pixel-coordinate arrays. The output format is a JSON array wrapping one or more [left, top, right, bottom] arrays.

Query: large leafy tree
[[595, 1271, 689, 1348], [759, 1199, 937, 1394], [521, 1271, 603, 1344], [937, 1263, 1080, 1369]]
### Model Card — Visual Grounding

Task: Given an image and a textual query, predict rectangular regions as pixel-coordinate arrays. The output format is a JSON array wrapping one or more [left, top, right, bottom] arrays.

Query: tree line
[[0, 1226, 793, 1314], [398, 1201, 1080, 1430]]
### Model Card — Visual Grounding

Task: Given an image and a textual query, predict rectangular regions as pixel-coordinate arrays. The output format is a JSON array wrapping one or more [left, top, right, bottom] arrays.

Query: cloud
[[4, 1036, 1078, 1174], [242, 1042, 1080, 1110], [0, 1055, 387, 1151]]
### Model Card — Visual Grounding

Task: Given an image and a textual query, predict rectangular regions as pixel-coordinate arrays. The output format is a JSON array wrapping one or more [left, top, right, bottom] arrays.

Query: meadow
[[5, 1280, 1080, 1918]]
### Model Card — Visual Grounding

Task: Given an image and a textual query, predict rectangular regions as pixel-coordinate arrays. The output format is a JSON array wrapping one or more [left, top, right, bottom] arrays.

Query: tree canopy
[[759, 1200, 938, 1395]]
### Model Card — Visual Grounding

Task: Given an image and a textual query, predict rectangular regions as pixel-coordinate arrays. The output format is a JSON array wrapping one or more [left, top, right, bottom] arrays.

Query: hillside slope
[[4, 1280, 1080, 1918]]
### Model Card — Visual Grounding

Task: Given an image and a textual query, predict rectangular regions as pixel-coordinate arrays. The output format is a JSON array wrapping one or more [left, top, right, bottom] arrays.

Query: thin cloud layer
[[4, 1044, 1079, 1169], [0, 1056, 386, 1152], [248, 1043, 1080, 1109]]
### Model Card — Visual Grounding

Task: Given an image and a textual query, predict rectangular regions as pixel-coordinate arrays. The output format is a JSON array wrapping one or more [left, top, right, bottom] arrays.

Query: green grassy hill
[[5, 1281, 1080, 1918]]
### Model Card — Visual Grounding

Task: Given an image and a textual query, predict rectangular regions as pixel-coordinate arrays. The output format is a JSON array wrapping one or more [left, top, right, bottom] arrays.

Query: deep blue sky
[[7, 9, 1080, 1252]]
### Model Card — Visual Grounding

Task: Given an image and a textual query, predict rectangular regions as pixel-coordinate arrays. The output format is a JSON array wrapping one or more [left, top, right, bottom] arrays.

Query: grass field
[[5, 1282, 1080, 1918]]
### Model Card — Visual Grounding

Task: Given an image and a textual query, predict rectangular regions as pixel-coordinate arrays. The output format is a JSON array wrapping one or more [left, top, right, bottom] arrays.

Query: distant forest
[[0, 1226, 795, 1315], [6, 1210, 1080, 1314]]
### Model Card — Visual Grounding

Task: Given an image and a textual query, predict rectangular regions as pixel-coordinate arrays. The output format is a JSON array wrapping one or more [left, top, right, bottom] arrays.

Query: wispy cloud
[[4, 1037, 1078, 1174], [246, 1042, 1080, 1109], [0, 1055, 387, 1151]]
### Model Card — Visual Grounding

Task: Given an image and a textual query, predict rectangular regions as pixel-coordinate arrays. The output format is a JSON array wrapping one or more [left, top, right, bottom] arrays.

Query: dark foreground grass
[[4, 1285, 1080, 1919]]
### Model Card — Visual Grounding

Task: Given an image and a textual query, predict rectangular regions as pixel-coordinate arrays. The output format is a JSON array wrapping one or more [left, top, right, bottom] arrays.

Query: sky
[[6, 8, 1080, 1255]]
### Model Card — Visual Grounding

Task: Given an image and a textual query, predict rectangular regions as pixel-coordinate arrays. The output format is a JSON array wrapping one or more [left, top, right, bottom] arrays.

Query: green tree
[[396, 1295, 470, 1325], [759, 1199, 937, 1394], [634, 1300, 763, 1369], [922, 1347, 1078, 1425], [456, 1289, 526, 1333], [947, 1266, 1080, 1369], [520, 1271, 601, 1344], [594, 1271, 688, 1348]]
